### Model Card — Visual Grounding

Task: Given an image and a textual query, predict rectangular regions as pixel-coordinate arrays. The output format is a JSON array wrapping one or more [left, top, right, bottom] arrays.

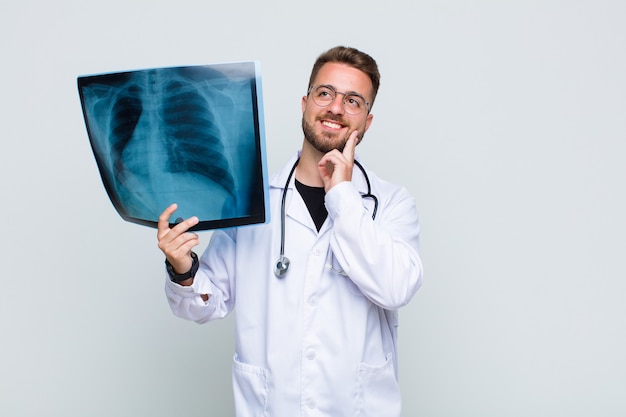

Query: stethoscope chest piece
[[274, 256, 290, 278]]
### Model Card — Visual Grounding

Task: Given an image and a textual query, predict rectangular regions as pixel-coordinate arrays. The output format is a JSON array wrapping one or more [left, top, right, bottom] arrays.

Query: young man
[[157, 46, 423, 416]]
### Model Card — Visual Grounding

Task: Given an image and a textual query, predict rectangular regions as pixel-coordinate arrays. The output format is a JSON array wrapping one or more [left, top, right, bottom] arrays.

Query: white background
[[1, 1, 625, 416]]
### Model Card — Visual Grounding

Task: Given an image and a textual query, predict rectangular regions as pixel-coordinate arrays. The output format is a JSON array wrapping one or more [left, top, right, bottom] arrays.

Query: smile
[[321, 120, 344, 129]]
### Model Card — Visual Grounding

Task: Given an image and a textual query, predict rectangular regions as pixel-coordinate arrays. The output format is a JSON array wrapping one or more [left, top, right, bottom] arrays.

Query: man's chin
[[318, 141, 345, 154], [313, 134, 349, 153], [302, 120, 351, 153]]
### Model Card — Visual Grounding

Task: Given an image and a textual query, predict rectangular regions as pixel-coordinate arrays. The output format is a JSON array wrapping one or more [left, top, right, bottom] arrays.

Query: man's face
[[301, 62, 374, 153]]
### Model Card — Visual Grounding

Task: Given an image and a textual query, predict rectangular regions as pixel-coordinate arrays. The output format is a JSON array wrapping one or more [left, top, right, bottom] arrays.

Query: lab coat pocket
[[356, 353, 401, 417], [232, 354, 269, 417]]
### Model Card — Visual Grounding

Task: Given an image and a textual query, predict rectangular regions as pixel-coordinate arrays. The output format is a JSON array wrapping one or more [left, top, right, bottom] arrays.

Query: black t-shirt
[[295, 179, 327, 231]]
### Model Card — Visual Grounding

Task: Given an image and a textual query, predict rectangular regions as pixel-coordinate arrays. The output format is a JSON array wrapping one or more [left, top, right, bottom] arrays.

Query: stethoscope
[[274, 158, 378, 278]]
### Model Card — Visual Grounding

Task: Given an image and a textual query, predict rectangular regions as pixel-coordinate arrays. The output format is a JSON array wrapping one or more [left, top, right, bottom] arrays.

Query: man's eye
[[347, 97, 363, 107]]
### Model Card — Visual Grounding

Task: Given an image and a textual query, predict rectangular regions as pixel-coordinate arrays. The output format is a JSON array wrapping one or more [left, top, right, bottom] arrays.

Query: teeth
[[322, 121, 342, 129]]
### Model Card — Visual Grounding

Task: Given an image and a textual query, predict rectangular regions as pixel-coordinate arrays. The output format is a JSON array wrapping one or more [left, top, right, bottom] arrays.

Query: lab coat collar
[[270, 151, 315, 231], [269, 151, 301, 190]]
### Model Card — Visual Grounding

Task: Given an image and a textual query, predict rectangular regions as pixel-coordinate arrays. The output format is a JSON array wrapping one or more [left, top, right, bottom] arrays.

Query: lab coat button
[[308, 297, 318, 307], [312, 247, 321, 256], [306, 399, 317, 409], [306, 349, 316, 360]]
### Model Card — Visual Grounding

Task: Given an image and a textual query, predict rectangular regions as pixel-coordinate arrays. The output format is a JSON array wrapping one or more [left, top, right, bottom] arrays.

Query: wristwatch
[[165, 251, 199, 283]]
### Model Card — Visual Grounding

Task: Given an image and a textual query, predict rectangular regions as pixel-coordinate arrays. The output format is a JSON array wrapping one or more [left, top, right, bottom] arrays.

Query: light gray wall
[[1, 1, 624, 416]]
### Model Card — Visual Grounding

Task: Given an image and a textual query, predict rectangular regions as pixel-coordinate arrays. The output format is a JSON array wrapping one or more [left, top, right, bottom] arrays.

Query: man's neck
[[295, 140, 325, 187]]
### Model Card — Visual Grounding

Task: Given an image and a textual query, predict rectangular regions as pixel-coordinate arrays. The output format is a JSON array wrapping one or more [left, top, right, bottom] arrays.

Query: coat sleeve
[[325, 180, 423, 310], [164, 229, 237, 323]]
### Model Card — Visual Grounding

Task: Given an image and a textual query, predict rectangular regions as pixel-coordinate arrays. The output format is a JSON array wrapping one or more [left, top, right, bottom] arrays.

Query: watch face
[[78, 62, 270, 231]]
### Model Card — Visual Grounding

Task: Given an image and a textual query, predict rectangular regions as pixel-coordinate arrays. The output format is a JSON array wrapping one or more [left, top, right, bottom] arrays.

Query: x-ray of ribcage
[[78, 63, 268, 230]]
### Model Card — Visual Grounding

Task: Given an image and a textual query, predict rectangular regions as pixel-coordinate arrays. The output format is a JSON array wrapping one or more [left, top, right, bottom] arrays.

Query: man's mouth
[[321, 120, 344, 130]]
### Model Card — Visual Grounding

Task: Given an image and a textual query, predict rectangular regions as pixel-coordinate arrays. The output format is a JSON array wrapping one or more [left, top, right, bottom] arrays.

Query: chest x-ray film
[[78, 62, 269, 231]]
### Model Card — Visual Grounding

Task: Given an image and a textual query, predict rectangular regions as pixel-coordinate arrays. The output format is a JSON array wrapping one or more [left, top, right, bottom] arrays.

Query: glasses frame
[[307, 84, 371, 115]]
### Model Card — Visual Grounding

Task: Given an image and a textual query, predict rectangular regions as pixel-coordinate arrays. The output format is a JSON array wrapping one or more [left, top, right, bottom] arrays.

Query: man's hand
[[317, 130, 359, 192], [157, 203, 200, 274]]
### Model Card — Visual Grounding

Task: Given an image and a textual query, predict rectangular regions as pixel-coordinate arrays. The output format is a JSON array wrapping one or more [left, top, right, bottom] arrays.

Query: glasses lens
[[343, 94, 366, 115], [312, 86, 334, 106]]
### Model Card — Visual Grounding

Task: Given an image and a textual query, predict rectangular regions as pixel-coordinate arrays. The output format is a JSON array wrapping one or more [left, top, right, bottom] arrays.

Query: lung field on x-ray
[[160, 79, 234, 190], [82, 66, 256, 224]]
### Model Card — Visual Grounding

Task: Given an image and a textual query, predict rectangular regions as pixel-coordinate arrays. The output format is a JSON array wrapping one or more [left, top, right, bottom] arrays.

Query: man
[[157, 46, 423, 416]]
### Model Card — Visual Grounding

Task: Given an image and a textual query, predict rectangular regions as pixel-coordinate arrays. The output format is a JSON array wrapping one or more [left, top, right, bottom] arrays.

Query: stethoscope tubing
[[277, 159, 299, 265]]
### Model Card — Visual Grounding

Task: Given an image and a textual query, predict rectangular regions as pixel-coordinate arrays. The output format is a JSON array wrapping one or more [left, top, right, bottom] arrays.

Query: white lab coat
[[165, 152, 423, 417]]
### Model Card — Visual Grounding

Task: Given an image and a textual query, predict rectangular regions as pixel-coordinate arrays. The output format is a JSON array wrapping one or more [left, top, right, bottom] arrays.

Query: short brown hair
[[308, 46, 381, 109]]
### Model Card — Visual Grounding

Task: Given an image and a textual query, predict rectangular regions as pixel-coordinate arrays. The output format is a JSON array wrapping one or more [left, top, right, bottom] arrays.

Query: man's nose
[[327, 93, 345, 114]]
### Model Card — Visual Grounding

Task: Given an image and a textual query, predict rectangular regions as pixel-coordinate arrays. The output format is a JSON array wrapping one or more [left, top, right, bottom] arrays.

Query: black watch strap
[[166, 251, 199, 283]]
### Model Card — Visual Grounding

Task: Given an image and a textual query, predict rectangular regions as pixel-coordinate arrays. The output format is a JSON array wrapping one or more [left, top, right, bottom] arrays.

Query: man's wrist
[[166, 252, 199, 283]]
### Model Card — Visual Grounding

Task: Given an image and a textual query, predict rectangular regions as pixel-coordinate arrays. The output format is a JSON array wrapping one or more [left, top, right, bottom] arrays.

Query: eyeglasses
[[307, 85, 370, 115]]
